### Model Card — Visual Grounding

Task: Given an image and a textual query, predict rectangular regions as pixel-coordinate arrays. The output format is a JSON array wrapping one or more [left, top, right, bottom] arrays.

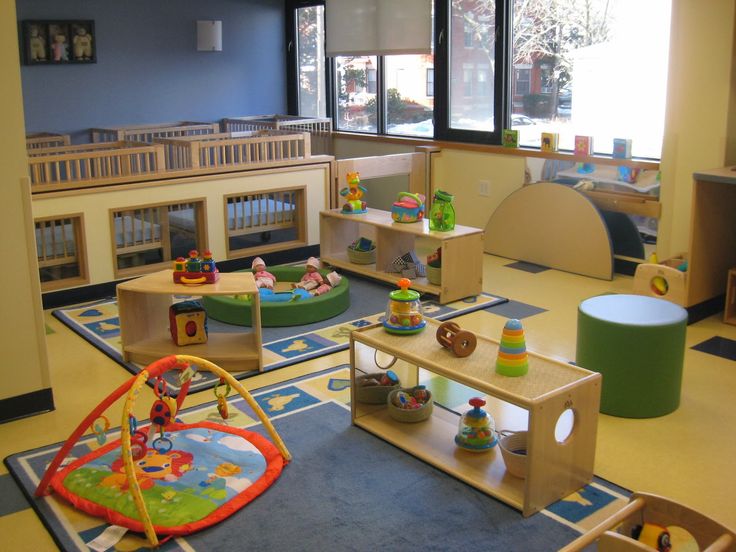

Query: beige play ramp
[[484, 182, 613, 280]]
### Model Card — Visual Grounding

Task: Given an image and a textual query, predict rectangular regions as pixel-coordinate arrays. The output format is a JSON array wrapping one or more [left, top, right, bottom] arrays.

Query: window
[[295, 4, 326, 117], [509, 0, 671, 157], [286, 1, 671, 159]]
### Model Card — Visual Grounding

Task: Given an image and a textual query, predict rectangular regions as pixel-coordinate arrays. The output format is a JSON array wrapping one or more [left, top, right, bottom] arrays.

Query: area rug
[[52, 274, 508, 394], [5, 365, 629, 552]]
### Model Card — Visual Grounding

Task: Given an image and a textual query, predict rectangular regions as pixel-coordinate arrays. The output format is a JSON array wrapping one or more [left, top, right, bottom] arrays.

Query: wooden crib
[[26, 132, 71, 150], [221, 115, 331, 154], [155, 130, 311, 171], [89, 121, 219, 143], [27, 141, 166, 189]]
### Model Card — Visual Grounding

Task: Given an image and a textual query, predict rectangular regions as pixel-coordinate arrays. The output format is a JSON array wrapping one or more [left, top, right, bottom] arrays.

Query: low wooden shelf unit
[[117, 269, 262, 372], [349, 318, 601, 517], [320, 208, 483, 304]]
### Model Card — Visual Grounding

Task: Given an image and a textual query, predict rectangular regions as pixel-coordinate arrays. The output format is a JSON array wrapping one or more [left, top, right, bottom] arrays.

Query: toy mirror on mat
[[34, 355, 291, 548]]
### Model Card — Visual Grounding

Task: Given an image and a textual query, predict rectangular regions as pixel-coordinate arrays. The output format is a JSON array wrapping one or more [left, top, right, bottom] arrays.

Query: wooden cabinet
[[724, 268, 736, 325], [687, 168, 736, 309], [320, 208, 484, 304], [349, 319, 602, 517], [117, 269, 262, 372]]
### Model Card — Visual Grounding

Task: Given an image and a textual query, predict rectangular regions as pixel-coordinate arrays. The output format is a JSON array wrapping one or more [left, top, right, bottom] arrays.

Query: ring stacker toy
[[495, 318, 529, 377], [383, 278, 426, 335], [34, 355, 291, 548], [455, 397, 497, 452], [436, 321, 477, 357]]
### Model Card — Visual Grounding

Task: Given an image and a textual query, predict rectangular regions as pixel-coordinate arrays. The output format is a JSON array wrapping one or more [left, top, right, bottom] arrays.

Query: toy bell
[[455, 397, 497, 452], [382, 278, 425, 335]]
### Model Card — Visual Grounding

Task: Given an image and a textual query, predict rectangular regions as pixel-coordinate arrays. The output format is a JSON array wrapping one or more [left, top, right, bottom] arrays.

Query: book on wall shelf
[[502, 129, 519, 148], [613, 138, 633, 159], [574, 135, 594, 156], [541, 132, 559, 152]]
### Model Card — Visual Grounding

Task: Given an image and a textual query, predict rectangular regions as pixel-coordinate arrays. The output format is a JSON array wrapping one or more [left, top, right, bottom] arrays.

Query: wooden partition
[[90, 121, 219, 143], [155, 130, 311, 171], [27, 141, 166, 189]]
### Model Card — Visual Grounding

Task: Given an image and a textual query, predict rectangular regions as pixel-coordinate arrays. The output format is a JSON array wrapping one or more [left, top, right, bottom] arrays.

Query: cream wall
[[0, 2, 50, 400], [657, 0, 736, 259]]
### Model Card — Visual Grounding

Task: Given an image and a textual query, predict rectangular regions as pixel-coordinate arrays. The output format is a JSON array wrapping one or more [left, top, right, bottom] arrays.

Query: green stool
[[576, 294, 687, 418]]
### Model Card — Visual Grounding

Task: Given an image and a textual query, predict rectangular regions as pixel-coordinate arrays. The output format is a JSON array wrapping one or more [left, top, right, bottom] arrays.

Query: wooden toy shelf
[[320, 208, 484, 304], [349, 319, 602, 517], [117, 269, 262, 372]]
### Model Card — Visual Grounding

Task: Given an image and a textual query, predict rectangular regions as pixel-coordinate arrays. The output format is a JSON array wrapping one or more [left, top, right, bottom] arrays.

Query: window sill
[[331, 131, 660, 170]]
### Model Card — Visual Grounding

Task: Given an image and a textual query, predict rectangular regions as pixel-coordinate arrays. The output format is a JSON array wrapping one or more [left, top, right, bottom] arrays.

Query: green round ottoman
[[576, 294, 687, 418]]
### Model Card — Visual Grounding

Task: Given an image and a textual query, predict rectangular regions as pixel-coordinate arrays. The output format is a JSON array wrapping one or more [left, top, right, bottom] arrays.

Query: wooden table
[[349, 318, 601, 517], [117, 269, 262, 372]]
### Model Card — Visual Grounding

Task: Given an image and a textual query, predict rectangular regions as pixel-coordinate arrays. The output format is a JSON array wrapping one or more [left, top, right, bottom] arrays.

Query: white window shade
[[325, 0, 432, 56]]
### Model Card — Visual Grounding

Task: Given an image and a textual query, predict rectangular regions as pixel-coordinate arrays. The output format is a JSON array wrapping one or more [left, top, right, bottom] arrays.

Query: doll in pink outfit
[[293, 257, 324, 291], [252, 257, 276, 289], [310, 270, 342, 296]]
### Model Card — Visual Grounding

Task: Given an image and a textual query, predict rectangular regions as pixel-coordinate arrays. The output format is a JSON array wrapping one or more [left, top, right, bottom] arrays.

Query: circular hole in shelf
[[554, 408, 576, 444]]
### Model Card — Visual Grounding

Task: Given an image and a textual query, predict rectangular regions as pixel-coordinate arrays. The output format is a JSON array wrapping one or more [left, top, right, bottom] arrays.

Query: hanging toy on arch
[[150, 376, 177, 453], [214, 378, 231, 420]]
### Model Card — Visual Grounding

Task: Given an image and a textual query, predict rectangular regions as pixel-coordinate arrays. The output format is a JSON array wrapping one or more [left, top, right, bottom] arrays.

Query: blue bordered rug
[[52, 277, 507, 394], [4, 365, 629, 552]]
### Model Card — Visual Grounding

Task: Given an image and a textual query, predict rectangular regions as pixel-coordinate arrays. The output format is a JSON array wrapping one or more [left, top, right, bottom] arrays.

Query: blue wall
[[17, 0, 287, 142]]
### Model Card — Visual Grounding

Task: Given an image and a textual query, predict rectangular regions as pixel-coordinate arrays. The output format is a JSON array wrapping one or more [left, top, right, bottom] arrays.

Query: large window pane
[[385, 55, 435, 138], [449, 1, 496, 132], [296, 5, 326, 118], [511, 0, 671, 158], [335, 56, 378, 132]]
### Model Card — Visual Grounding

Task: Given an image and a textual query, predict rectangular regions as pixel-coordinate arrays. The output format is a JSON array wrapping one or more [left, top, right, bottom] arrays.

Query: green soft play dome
[[202, 266, 349, 327]]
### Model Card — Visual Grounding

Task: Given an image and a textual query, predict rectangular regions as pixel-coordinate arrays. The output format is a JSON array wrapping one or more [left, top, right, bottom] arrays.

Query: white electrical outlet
[[478, 180, 490, 196]]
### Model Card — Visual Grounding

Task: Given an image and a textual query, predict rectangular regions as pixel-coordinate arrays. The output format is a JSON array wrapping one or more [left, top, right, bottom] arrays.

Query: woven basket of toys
[[355, 371, 400, 404], [387, 386, 433, 423], [498, 430, 528, 478], [347, 237, 376, 265]]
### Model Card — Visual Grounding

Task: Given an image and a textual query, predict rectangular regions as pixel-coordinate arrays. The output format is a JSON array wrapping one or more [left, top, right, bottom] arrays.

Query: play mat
[[34, 355, 290, 547]]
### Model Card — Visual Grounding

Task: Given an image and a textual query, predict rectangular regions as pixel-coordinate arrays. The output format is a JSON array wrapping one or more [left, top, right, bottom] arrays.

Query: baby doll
[[310, 270, 342, 296], [252, 257, 276, 290], [293, 257, 324, 291]]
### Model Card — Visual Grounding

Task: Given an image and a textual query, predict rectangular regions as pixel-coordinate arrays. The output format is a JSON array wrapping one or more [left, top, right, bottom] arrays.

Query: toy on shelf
[[502, 129, 519, 148], [391, 191, 425, 223], [436, 321, 477, 357], [251, 256, 277, 289], [387, 385, 433, 423], [426, 246, 441, 285], [428, 189, 455, 232], [632, 253, 688, 306], [339, 171, 367, 214], [387, 250, 425, 279], [173, 249, 219, 285], [355, 370, 400, 404], [455, 397, 497, 451], [383, 278, 426, 335], [347, 237, 376, 264], [541, 132, 559, 152], [495, 318, 529, 377], [169, 300, 208, 346], [613, 138, 633, 159], [574, 135, 593, 156]]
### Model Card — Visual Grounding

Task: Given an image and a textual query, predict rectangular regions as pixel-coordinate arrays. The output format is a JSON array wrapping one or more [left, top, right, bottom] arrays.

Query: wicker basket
[[347, 246, 376, 265], [355, 373, 400, 404], [387, 388, 433, 423], [498, 430, 528, 479], [426, 265, 441, 285]]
